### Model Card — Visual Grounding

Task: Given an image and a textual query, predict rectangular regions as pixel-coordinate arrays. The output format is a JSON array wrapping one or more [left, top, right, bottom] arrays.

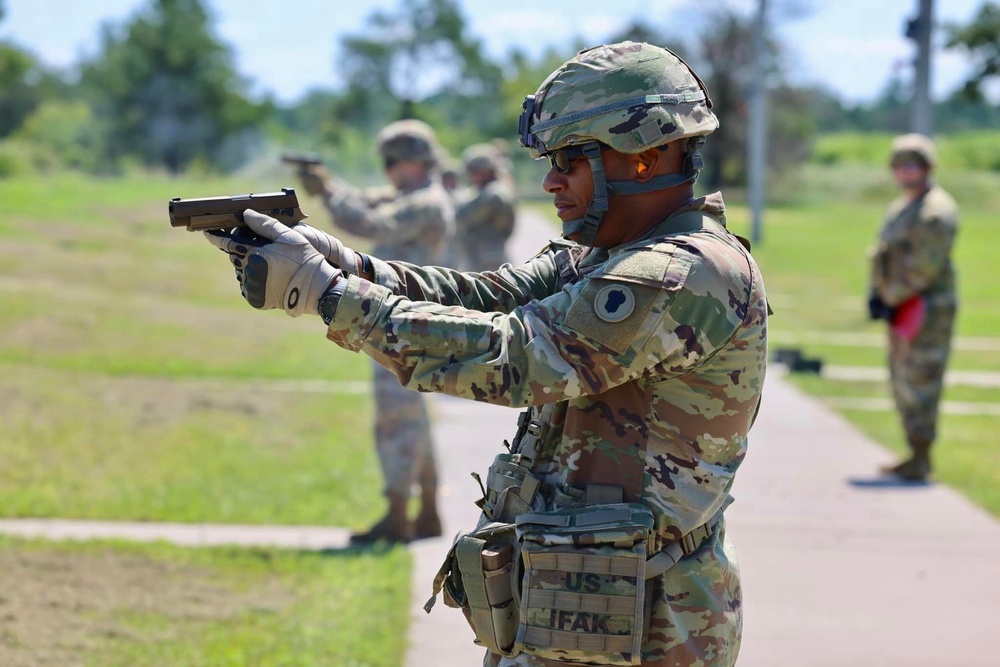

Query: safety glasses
[[546, 145, 589, 174]]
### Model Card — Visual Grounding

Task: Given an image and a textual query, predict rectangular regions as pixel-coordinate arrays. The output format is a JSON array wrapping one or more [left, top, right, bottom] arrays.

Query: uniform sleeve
[[326, 244, 746, 409], [366, 250, 561, 313], [325, 180, 449, 249], [871, 207, 957, 306]]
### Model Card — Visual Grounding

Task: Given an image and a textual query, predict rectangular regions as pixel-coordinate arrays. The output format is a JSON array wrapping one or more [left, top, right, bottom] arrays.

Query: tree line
[[0, 0, 996, 182]]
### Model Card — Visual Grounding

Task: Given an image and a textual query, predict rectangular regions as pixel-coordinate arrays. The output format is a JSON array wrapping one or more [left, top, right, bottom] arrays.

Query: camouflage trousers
[[888, 301, 956, 453], [372, 361, 438, 498], [484, 522, 742, 667]]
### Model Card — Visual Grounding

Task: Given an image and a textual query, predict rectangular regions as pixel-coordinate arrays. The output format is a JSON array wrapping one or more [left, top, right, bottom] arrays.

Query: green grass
[[0, 172, 404, 664], [0, 536, 410, 667]]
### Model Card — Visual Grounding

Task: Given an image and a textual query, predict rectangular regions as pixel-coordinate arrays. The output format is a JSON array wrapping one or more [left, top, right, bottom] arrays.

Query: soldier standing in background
[[295, 119, 454, 543], [454, 142, 517, 270], [440, 155, 462, 197], [207, 42, 767, 665], [868, 133, 959, 483]]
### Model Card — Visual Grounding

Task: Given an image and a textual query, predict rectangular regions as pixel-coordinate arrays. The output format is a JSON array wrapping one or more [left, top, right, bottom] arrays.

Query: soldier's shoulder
[[923, 186, 958, 220]]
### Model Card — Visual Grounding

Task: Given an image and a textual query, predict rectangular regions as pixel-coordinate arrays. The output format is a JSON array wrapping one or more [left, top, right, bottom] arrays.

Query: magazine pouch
[[426, 520, 520, 656]]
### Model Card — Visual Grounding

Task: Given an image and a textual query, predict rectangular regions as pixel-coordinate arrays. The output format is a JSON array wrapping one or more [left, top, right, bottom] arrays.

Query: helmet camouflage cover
[[376, 119, 441, 165], [518, 41, 718, 157], [891, 133, 936, 168]]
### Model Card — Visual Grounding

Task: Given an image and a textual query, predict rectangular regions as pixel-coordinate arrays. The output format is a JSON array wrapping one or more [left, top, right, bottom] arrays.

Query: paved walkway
[[2, 211, 999, 666]]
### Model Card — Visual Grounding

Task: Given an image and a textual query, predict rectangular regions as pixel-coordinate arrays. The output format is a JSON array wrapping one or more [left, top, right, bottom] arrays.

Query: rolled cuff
[[325, 275, 391, 352]]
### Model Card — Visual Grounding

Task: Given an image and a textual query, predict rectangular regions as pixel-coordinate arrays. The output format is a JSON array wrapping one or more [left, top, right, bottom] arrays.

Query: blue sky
[[0, 0, 988, 104]]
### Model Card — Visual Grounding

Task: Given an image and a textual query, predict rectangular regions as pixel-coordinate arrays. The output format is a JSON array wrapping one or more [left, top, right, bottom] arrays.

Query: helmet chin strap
[[561, 138, 705, 247], [561, 143, 608, 246]]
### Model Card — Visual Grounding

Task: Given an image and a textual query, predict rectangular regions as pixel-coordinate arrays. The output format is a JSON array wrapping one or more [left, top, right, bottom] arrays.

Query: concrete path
[[2, 211, 999, 666]]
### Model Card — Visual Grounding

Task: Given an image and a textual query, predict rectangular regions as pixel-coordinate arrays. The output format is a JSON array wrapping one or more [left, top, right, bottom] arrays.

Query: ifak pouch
[[512, 503, 655, 666]]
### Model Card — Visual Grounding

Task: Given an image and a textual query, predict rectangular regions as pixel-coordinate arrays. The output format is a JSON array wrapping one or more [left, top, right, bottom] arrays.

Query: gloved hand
[[299, 164, 333, 197], [867, 291, 894, 321], [204, 210, 342, 317], [292, 223, 359, 274]]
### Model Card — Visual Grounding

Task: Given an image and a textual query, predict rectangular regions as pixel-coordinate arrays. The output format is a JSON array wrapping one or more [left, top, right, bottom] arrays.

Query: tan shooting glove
[[299, 164, 333, 197], [204, 210, 341, 317], [292, 223, 360, 274]]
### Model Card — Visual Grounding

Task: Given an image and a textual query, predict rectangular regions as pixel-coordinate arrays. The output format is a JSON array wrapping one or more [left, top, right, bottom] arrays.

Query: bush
[[13, 101, 107, 172]]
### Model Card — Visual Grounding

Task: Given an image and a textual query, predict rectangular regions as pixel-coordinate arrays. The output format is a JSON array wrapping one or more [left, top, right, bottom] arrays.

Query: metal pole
[[911, 0, 934, 135], [748, 0, 768, 245]]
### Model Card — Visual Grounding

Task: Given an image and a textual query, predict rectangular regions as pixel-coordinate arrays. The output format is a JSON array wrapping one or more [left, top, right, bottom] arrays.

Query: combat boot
[[880, 456, 931, 482], [413, 488, 443, 540], [350, 494, 412, 545]]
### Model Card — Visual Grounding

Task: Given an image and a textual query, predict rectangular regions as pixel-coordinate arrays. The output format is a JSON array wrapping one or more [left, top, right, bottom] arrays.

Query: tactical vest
[[426, 211, 751, 665]]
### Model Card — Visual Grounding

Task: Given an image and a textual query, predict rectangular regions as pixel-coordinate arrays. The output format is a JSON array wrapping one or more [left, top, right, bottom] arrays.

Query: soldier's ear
[[634, 148, 661, 182]]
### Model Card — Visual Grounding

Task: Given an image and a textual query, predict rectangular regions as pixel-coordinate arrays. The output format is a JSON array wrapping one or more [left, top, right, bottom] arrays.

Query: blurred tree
[[338, 0, 502, 130], [944, 2, 1000, 103], [0, 12, 66, 142], [0, 43, 41, 138], [80, 0, 264, 172], [690, 6, 814, 188]]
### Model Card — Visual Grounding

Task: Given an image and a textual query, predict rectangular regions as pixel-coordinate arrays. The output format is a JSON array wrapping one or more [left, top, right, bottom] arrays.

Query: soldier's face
[[468, 168, 494, 188], [386, 159, 428, 189], [543, 147, 634, 245], [892, 160, 929, 190]]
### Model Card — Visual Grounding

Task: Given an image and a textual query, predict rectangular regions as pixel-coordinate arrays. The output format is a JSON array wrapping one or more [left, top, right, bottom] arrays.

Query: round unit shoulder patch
[[594, 283, 636, 323]]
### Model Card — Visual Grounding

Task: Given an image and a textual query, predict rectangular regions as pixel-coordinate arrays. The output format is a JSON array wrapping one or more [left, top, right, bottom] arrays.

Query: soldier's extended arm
[[362, 250, 561, 313], [169, 188, 307, 232]]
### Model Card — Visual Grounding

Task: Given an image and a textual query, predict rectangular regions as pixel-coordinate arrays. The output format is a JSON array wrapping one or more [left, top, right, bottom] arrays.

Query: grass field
[[0, 172, 409, 665], [1, 154, 998, 663]]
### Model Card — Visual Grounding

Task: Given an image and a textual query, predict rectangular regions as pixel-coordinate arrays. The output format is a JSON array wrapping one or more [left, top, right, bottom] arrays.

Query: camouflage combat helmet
[[376, 119, 440, 166], [518, 41, 718, 245], [462, 143, 505, 174], [891, 133, 936, 168]]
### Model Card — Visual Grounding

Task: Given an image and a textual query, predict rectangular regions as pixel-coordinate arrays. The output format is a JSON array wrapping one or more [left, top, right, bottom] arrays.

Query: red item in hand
[[891, 295, 927, 342]]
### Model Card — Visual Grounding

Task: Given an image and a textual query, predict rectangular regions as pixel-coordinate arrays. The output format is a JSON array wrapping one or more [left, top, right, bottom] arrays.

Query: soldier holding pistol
[[205, 42, 767, 665], [293, 119, 455, 544]]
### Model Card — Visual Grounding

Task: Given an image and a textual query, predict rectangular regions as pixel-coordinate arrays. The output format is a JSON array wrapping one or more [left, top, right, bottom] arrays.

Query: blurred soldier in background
[[207, 41, 767, 665], [868, 133, 959, 483], [454, 142, 517, 270], [440, 155, 462, 197], [296, 119, 454, 542]]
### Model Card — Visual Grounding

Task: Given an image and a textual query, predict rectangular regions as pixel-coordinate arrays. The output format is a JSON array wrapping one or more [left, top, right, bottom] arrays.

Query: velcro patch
[[565, 278, 662, 356]]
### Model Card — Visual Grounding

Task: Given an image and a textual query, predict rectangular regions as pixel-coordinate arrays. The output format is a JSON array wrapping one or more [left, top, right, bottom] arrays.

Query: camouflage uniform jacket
[[325, 177, 455, 265], [327, 193, 768, 663], [870, 185, 958, 308], [455, 178, 517, 267]]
